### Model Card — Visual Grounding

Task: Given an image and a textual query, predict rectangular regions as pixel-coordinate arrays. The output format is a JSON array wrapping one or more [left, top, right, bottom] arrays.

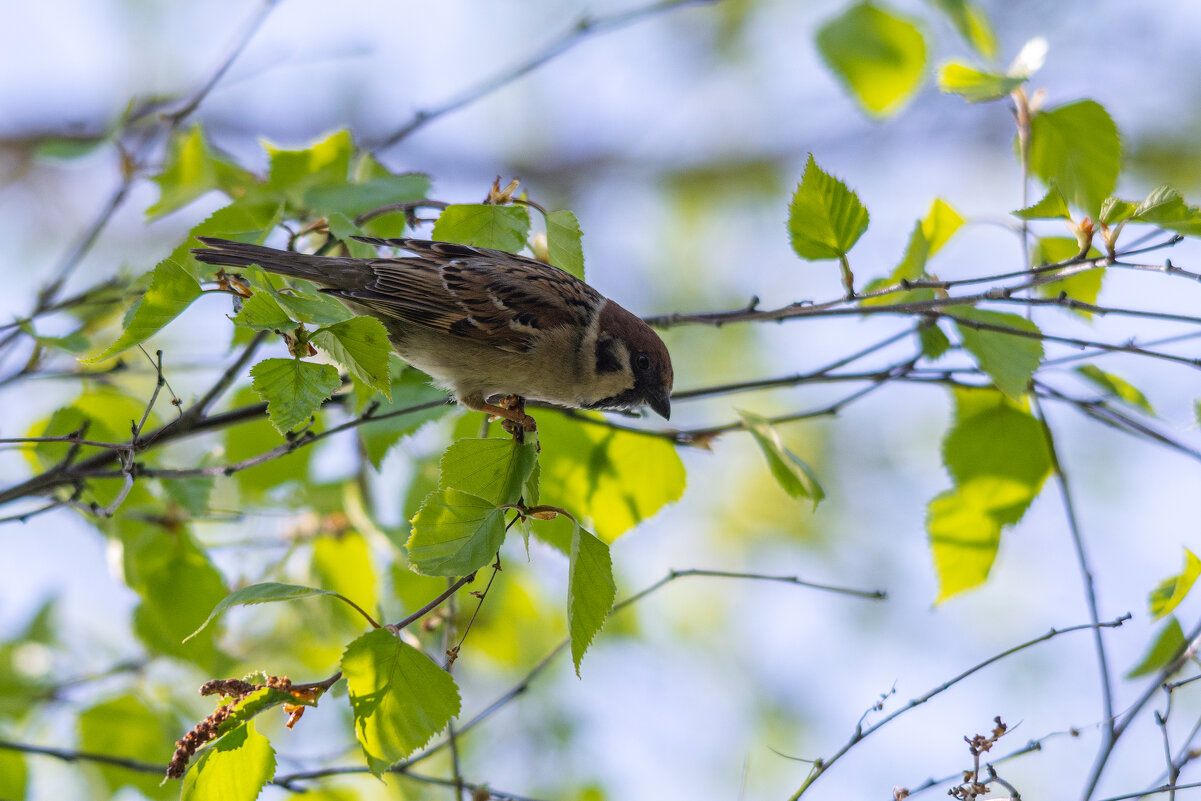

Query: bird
[[192, 236, 673, 431]]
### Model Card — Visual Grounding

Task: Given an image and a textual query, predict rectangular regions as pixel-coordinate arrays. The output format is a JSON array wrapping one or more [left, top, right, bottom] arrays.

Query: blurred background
[[3, 0, 1201, 799]]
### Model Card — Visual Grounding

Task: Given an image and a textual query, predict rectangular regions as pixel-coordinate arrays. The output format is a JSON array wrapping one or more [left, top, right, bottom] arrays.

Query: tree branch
[[786, 615, 1132, 800], [1081, 615, 1201, 800], [273, 564, 879, 789], [1031, 397, 1117, 793], [372, 0, 723, 150]]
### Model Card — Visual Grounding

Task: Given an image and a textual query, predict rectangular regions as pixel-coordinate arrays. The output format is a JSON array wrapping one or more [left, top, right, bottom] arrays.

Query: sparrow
[[192, 236, 674, 430]]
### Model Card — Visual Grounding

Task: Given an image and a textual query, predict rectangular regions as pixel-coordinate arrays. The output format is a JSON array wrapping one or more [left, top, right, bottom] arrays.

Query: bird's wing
[[330, 238, 603, 353]]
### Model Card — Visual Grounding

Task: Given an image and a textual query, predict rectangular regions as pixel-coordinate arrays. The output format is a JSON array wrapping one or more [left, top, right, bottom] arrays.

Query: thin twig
[[373, 0, 722, 150], [564, 375, 904, 447], [160, 0, 278, 124], [1154, 698, 1178, 801], [0, 739, 163, 774], [69, 398, 451, 481], [672, 328, 915, 402], [182, 331, 268, 424], [786, 615, 1132, 800], [2, 0, 277, 363], [651, 568, 885, 600], [1031, 399, 1116, 746], [390, 574, 477, 632], [1081, 615, 1201, 800], [442, 582, 465, 801], [1093, 781, 1201, 801], [1035, 380, 1201, 464], [0, 498, 73, 525], [0, 737, 543, 801], [274, 564, 875, 788], [453, 552, 506, 656]]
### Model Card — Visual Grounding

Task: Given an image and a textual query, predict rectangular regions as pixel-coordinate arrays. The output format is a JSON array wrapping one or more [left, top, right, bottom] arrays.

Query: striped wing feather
[[329, 238, 601, 353]]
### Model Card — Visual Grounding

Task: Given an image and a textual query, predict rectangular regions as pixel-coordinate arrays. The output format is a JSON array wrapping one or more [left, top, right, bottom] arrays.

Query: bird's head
[[586, 302, 674, 420]]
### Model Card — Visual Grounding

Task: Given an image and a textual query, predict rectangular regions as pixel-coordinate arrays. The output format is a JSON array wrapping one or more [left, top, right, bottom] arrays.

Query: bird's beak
[[648, 390, 671, 420]]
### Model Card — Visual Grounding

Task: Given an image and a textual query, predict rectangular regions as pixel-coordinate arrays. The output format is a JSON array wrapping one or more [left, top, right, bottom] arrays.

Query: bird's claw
[[493, 395, 536, 443]]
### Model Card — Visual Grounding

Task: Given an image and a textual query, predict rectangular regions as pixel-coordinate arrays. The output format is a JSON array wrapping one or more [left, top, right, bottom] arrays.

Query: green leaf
[[18, 321, 89, 353], [231, 291, 293, 331], [0, 750, 25, 800], [1125, 617, 1185, 679], [262, 279, 354, 325], [1100, 196, 1138, 226], [545, 209, 586, 280], [929, 388, 1051, 601], [861, 198, 962, 304], [35, 135, 107, 161], [342, 628, 461, 776], [147, 124, 256, 220], [185, 582, 347, 643], [313, 530, 379, 631], [1039, 268, 1103, 316], [1149, 549, 1201, 619], [919, 321, 952, 359], [1028, 100, 1121, 217], [204, 686, 318, 740], [921, 197, 965, 254], [937, 62, 1023, 103], [1130, 185, 1201, 237], [1014, 185, 1072, 220], [182, 721, 276, 801], [948, 307, 1043, 399], [304, 173, 430, 218], [407, 489, 507, 576], [893, 221, 932, 282], [359, 368, 451, 468], [312, 316, 393, 399], [927, 489, 1002, 602], [1032, 237, 1105, 317], [223, 387, 313, 494], [84, 260, 203, 362], [262, 130, 353, 209], [738, 410, 824, 508], [788, 154, 870, 261], [432, 204, 531, 252], [324, 211, 377, 258], [80, 695, 175, 798], [517, 458, 541, 551], [118, 523, 229, 669], [926, 0, 997, 58], [942, 389, 1052, 495], [568, 524, 616, 675], [1133, 185, 1188, 220], [439, 437, 538, 506], [535, 411, 686, 542], [1075, 365, 1154, 414], [249, 358, 342, 433], [162, 475, 216, 516], [816, 2, 927, 118]]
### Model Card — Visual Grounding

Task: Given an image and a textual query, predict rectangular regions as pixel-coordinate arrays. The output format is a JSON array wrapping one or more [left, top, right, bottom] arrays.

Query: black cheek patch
[[594, 337, 623, 374]]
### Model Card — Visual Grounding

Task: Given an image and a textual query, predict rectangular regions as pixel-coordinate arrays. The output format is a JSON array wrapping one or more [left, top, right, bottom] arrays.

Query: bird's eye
[[634, 352, 651, 372]]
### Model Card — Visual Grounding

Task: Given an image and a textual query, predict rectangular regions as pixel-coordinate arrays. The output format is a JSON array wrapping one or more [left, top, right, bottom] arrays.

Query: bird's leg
[[476, 395, 536, 439], [496, 396, 534, 442]]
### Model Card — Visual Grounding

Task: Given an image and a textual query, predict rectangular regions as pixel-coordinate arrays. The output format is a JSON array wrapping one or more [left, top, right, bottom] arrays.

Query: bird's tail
[[191, 237, 344, 284]]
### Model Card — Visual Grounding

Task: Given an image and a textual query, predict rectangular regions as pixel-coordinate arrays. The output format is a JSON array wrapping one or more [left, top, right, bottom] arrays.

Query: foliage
[[3, 2, 1201, 801]]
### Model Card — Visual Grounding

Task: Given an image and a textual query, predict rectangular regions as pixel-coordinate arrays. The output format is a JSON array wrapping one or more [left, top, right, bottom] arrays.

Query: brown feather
[[325, 238, 602, 354]]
